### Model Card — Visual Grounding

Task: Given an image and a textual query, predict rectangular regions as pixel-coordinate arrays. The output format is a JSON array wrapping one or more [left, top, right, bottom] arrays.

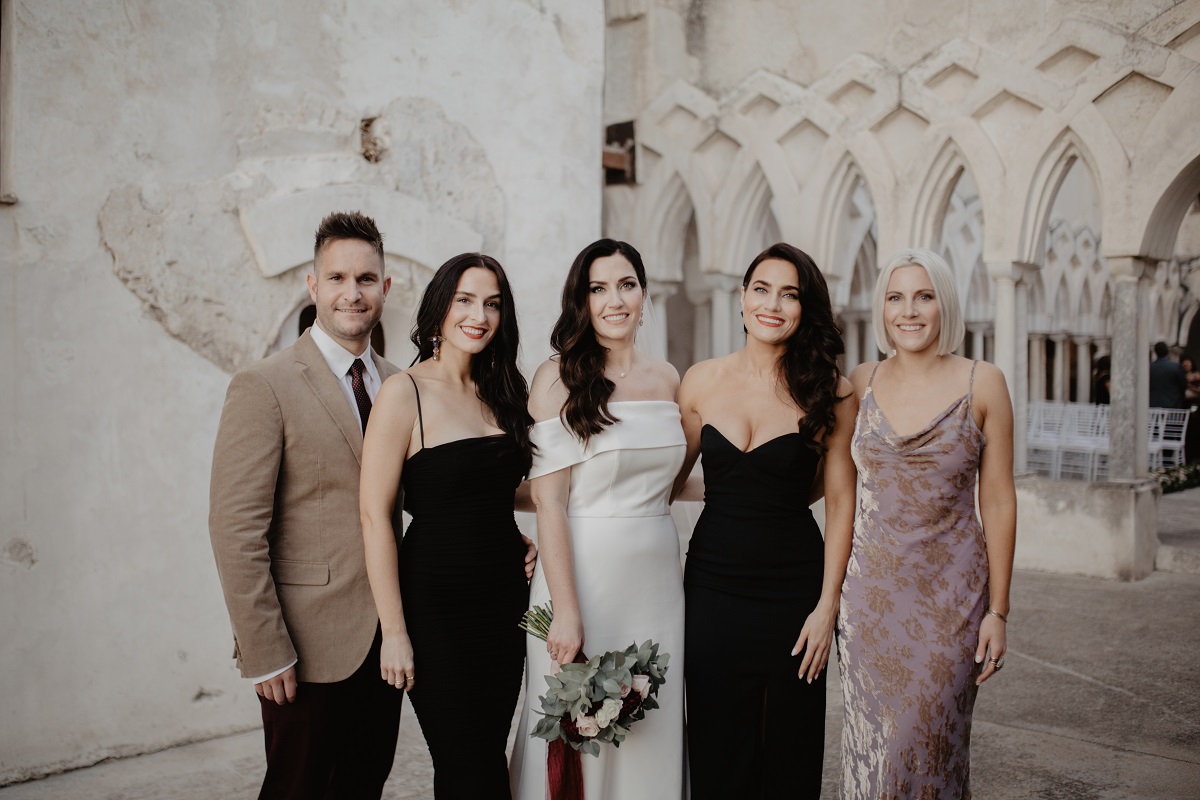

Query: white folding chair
[[1026, 401, 1064, 478], [1156, 408, 1190, 468], [1147, 407, 1168, 469], [1059, 403, 1106, 481]]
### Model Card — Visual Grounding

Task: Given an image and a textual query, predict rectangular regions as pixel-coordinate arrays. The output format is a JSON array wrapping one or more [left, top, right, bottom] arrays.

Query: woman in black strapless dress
[[672, 244, 858, 799], [361, 253, 535, 798]]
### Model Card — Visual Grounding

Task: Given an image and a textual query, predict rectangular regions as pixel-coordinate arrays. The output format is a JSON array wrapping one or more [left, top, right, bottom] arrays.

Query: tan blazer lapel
[[294, 331, 365, 463]]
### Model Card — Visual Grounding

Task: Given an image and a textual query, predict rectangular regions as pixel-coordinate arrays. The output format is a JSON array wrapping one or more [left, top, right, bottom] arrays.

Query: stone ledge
[[1015, 476, 1160, 581], [1155, 544, 1200, 575]]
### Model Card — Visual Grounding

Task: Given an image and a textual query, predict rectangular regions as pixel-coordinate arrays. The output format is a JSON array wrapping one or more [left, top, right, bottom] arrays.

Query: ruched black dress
[[684, 424, 827, 799], [399, 377, 529, 799]]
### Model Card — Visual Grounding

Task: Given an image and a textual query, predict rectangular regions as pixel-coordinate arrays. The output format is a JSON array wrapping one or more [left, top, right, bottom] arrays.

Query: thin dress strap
[[406, 373, 425, 448], [966, 359, 980, 416], [867, 361, 883, 389]]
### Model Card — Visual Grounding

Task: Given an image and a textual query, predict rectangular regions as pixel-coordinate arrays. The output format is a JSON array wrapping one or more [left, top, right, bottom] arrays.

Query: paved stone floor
[[5, 491, 1200, 798]]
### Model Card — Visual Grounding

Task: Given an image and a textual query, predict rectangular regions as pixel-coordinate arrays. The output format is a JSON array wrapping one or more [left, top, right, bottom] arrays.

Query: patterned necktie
[[349, 358, 372, 433]]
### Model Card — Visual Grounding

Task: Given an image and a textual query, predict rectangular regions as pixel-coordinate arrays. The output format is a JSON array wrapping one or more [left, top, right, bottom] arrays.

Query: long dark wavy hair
[[743, 243, 845, 453], [410, 253, 534, 467], [550, 239, 648, 442]]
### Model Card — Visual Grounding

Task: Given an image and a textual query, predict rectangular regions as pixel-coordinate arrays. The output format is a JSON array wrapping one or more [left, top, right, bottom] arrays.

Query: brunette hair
[[409, 253, 534, 466], [743, 243, 845, 452], [313, 211, 385, 270], [550, 239, 648, 442]]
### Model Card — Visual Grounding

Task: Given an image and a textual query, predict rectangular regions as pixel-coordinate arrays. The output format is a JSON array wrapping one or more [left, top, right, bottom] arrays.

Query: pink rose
[[618, 679, 631, 698], [575, 714, 600, 738], [631, 674, 650, 699]]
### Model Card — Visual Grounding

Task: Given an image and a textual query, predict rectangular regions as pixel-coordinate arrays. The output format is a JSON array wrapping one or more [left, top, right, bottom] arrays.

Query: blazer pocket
[[271, 559, 330, 586]]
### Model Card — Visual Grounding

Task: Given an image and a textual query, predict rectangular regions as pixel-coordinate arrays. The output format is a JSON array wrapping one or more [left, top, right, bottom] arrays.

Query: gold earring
[[491, 347, 496, 369], [430, 334, 441, 362]]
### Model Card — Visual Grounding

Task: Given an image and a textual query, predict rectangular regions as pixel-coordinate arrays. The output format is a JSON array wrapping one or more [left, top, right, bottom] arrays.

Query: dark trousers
[[258, 628, 403, 800]]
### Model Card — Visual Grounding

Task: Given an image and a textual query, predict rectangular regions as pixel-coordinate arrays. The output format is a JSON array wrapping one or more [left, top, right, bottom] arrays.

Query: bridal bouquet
[[519, 603, 670, 760]]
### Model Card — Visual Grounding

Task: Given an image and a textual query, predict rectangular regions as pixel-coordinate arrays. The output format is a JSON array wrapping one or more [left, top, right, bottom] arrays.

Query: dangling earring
[[430, 334, 441, 362], [490, 346, 496, 369], [638, 315, 644, 328]]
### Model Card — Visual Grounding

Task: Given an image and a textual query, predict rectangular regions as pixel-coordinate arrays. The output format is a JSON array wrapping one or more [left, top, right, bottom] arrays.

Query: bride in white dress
[[510, 239, 686, 800]]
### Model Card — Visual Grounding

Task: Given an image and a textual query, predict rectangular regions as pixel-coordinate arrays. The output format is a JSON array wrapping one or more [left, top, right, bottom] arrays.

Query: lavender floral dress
[[837, 361, 988, 799]]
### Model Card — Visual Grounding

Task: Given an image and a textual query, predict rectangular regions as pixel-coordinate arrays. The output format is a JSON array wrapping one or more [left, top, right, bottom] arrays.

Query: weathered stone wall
[[0, 0, 603, 783]]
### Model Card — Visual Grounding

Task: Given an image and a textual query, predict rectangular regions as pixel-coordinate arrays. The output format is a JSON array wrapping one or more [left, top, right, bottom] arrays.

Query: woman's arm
[[793, 378, 858, 681], [359, 374, 418, 691], [527, 361, 585, 664], [973, 362, 1017, 686], [531, 468, 583, 663], [670, 364, 707, 502]]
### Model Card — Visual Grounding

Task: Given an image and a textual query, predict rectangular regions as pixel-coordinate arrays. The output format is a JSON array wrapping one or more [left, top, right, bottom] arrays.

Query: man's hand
[[255, 666, 298, 705]]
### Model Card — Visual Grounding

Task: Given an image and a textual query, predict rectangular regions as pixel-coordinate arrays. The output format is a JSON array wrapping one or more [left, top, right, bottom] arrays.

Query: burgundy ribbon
[[547, 738, 584, 800], [547, 651, 589, 800]]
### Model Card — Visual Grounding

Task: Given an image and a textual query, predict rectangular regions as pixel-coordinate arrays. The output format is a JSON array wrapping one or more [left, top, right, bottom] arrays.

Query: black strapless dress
[[684, 424, 827, 799], [401, 433, 529, 799]]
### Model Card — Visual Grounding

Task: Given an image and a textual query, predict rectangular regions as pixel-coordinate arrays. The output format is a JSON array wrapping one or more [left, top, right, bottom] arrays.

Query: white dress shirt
[[248, 322, 382, 685]]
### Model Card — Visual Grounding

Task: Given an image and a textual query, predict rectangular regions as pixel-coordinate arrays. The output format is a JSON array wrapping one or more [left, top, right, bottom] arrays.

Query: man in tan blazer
[[210, 211, 403, 799]]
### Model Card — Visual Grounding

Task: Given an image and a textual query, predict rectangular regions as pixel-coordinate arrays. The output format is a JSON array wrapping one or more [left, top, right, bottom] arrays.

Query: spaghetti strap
[[968, 360, 979, 394], [867, 362, 883, 388], [406, 373, 425, 448]]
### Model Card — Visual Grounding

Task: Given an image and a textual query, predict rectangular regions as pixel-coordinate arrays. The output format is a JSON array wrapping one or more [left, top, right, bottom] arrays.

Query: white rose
[[595, 697, 623, 728]]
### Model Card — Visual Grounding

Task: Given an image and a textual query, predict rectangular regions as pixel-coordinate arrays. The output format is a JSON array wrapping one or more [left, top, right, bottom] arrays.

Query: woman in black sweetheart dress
[[361, 253, 534, 799], [672, 244, 857, 798]]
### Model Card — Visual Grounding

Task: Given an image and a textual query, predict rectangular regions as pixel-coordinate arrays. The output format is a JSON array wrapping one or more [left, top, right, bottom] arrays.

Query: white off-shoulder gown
[[510, 401, 686, 800]]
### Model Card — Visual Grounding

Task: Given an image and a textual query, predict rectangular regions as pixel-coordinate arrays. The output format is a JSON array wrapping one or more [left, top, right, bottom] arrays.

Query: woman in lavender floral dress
[[838, 248, 1016, 799]]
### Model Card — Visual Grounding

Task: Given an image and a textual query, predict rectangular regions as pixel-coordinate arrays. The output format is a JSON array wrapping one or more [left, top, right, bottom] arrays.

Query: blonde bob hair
[[872, 248, 965, 356]]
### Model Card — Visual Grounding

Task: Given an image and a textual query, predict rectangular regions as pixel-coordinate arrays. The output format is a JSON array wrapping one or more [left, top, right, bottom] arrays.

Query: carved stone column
[[709, 275, 742, 358], [646, 280, 678, 359], [1050, 333, 1068, 402], [1028, 334, 1047, 402], [843, 314, 861, 374], [988, 270, 1019, 396], [1074, 336, 1092, 404], [990, 266, 1031, 471], [1107, 257, 1153, 480], [1013, 278, 1030, 472], [968, 323, 987, 361], [693, 301, 712, 363]]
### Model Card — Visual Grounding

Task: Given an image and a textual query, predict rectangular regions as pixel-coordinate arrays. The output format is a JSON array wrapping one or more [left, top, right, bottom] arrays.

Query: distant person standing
[[1182, 357, 1200, 405], [1149, 341, 1188, 409]]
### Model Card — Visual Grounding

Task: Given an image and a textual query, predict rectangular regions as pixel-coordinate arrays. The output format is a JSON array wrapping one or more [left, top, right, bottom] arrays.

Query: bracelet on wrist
[[986, 608, 1008, 623]]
